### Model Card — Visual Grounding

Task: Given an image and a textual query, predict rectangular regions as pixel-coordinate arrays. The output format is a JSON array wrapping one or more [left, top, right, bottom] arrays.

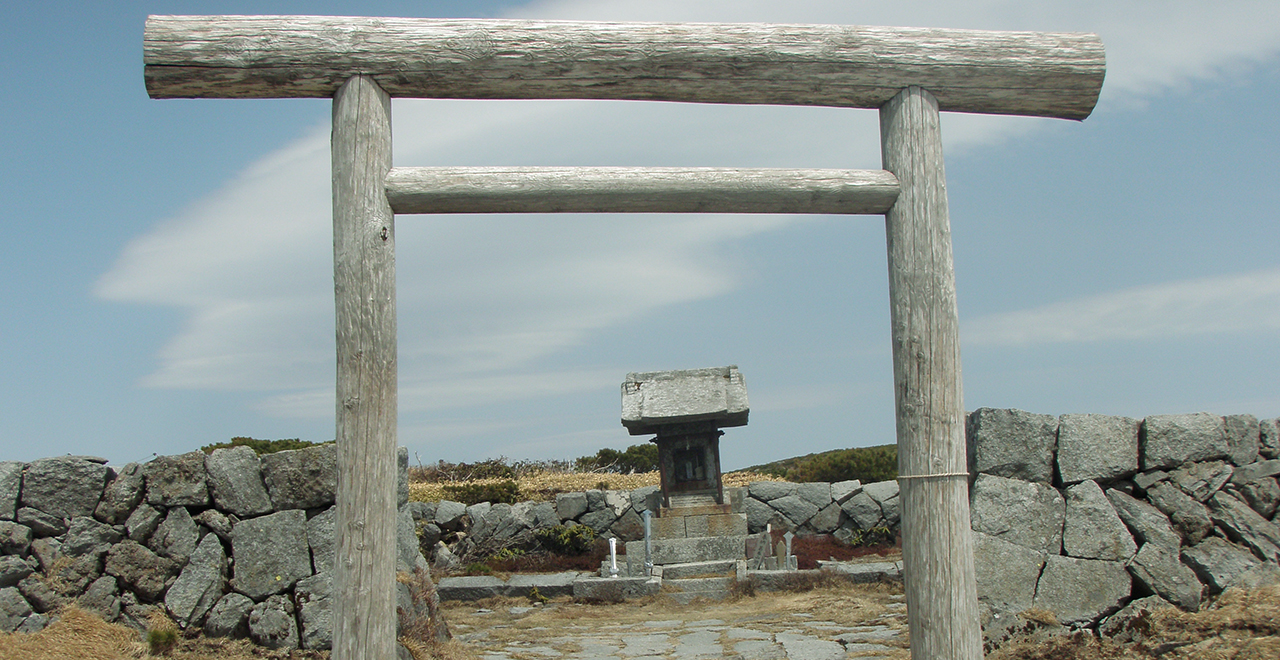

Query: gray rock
[[610, 508, 645, 541], [116, 591, 154, 633], [1207, 491, 1280, 562], [296, 572, 333, 650], [579, 508, 617, 534], [144, 452, 210, 507], [1228, 562, 1280, 590], [29, 538, 62, 573], [0, 587, 33, 633], [64, 516, 123, 556], [94, 462, 144, 524], [1128, 542, 1202, 611], [840, 491, 883, 530], [260, 444, 337, 510], [205, 446, 273, 517], [1235, 477, 1280, 518], [1062, 480, 1136, 561], [0, 462, 23, 520], [436, 575, 506, 601], [1260, 418, 1280, 459], [0, 521, 32, 555], [149, 506, 200, 565], [1105, 489, 1181, 550], [796, 482, 832, 508], [403, 500, 436, 523], [249, 593, 299, 649], [231, 509, 311, 600], [466, 502, 492, 542], [862, 480, 900, 505], [434, 500, 466, 531], [749, 481, 796, 502], [77, 575, 120, 622], [603, 490, 629, 517], [1147, 482, 1213, 545], [808, 502, 842, 534], [308, 506, 336, 574], [20, 457, 110, 520], [398, 446, 409, 507], [204, 592, 254, 638], [125, 503, 162, 543], [830, 480, 862, 504], [17, 574, 61, 613], [744, 497, 777, 533], [50, 548, 107, 597], [555, 492, 588, 521], [973, 531, 1046, 613], [398, 505, 427, 573], [1170, 461, 1233, 502], [0, 555, 34, 588], [1057, 413, 1140, 485], [1231, 459, 1280, 486], [1098, 595, 1173, 643], [879, 494, 901, 528], [417, 522, 441, 554], [432, 542, 459, 572], [585, 489, 607, 512], [530, 501, 558, 529], [769, 494, 820, 528], [1033, 555, 1130, 626], [194, 508, 235, 544], [105, 540, 179, 602], [16, 506, 65, 537], [1142, 413, 1228, 470], [620, 365, 748, 434], [971, 474, 1065, 554], [166, 533, 227, 628], [1181, 536, 1260, 594], [17, 613, 53, 633], [1224, 414, 1261, 466], [967, 408, 1058, 484], [630, 485, 662, 513], [1132, 470, 1169, 492]]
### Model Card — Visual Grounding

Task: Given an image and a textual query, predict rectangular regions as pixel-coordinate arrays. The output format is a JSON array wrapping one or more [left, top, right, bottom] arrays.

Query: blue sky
[[3, 1, 1279, 470]]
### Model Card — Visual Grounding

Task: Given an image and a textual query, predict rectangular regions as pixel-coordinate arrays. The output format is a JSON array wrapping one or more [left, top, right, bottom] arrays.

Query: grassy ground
[[406, 469, 783, 503]]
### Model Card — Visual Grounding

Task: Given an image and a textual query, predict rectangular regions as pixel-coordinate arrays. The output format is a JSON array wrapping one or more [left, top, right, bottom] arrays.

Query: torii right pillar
[[881, 86, 982, 660]]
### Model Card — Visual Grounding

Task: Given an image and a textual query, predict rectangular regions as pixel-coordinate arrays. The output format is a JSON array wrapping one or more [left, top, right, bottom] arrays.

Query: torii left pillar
[[331, 75, 399, 660]]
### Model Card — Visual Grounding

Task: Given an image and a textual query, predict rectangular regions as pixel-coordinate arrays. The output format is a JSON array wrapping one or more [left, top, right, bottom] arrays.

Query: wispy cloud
[[96, 0, 1280, 425], [965, 268, 1280, 345]]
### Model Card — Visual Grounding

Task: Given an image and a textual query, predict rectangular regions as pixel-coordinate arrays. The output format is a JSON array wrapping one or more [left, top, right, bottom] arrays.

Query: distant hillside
[[741, 444, 898, 484]]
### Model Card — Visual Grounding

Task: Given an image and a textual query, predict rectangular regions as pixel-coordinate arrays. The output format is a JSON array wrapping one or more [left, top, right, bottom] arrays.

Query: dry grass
[[407, 470, 783, 503], [0, 604, 144, 660]]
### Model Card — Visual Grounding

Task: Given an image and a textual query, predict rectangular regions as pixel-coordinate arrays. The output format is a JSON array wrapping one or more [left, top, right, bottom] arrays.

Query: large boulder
[[1142, 413, 1228, 470], [1062, 481, 1136, 561], [971, 474, 1065, 554], [1224, 414, 1261, 466], [64, 516, 123, 556], [1127, 542, 1202, 611], [125, 503, 162, 543], [94, 463, 145, 524], [0, 521, 32, 556], [165, 533, 228, 628], [1146, 482, 1213, 545], [1235, 477, 1280, 519], [0, 587, 33, 633], [1181, 536, 1261, 594], [249, 593, 299, 649], [296, 572, 333, 650], [749, 481, 796, 502], [0, 462, 23, 520], [1207, 491, 1280, 562], [967, 408, 1058, 484], [769, 494, 820, 528], [21, 456, 110, 519], [17, 507, 65, 537], [231, 509, 311, 600], [105, 540, 180, 602], [204, 592, 254, 638], [1033, 555, 1130, 626], [77, 575, 121, 623], [144, 452, 210, 507], [1056, 414, 1139, 485], [973, 531, 1046, 614], [1105, 489, 1181, 551], [839, 491, 883, 531], [0, 556, 33, 589], [307, 506, 336, 575], [1260, 418, 1280, 459], [1169, 461, 1233, 502], [205, 446, 273, 517], [259, 444, 337, 510], [555, 492, 587, 521], [433, 500, 466, 531], [149, 506, 200, 565]]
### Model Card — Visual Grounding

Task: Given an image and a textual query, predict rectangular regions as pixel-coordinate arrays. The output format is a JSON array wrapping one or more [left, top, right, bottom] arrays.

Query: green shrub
[[441, 479, 520, 505], [535, 524, 597, 555], [147, 627, 178, 655], [575, 443, 658, 474], [785, 444, 898, 484], [200, 436, 328, 455]]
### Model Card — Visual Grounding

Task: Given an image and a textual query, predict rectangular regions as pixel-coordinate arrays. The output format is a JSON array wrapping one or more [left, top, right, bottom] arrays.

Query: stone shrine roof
[[621, 365, 748, 435]]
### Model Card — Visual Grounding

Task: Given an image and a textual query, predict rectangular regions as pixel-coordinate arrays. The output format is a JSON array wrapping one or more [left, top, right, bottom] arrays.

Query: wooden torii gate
[[144, 16, 1104, 660]]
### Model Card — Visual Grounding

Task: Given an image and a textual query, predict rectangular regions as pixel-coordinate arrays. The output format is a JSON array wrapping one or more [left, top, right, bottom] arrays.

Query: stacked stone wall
[[2, 408, 1278, 649]]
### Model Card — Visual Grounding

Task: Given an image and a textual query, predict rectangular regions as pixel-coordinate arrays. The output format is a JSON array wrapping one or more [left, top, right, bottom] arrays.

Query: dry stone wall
[[2, 408, 1278, 649]]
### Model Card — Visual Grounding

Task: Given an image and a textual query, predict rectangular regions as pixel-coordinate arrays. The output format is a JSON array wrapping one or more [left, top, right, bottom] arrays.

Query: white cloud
[[964, 268, 1280, 345], [97, 0, 1280, 423]]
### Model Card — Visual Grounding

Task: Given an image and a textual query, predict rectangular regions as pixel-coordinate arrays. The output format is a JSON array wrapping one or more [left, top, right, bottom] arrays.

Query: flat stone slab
[[621, 366, 748, 434], [573, 576, 661, 602], [437, 576, 507, 601], [816, 560, 903, 583], [659, 560, 736, 579], [506, 572, 584, 599]]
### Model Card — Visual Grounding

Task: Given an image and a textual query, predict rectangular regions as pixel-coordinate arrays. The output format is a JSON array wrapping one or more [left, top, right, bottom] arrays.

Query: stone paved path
[[449, 594, 910, 660]]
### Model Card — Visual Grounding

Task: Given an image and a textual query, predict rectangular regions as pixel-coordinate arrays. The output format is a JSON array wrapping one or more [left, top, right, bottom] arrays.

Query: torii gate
[[144, 16, 1104, 660]]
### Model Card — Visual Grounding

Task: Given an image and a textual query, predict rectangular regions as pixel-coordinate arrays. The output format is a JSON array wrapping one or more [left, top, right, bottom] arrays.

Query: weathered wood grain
[[145, 15, 1104, 119], [880, 86, 981, 660], [385, 167, 899, 215], [331, 75, 398, 660]]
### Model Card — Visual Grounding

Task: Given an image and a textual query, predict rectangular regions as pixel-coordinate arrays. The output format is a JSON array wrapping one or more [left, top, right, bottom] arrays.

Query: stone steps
[[661, 576, 735, 604]]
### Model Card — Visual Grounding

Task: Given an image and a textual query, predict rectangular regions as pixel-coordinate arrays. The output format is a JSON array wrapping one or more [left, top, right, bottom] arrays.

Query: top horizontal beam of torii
[[144, 15, 1105, 120]]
